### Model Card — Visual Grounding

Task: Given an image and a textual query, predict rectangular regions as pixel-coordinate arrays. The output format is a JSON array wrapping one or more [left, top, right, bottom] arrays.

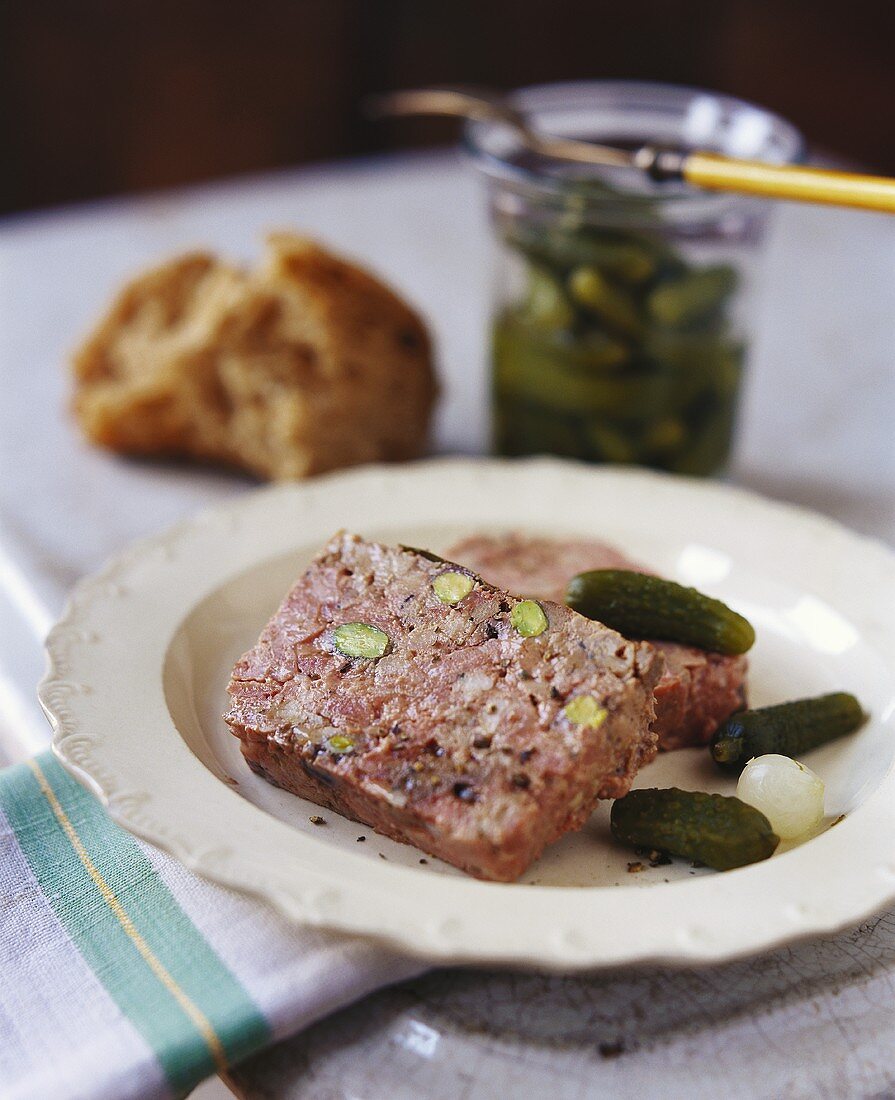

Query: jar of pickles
[[466, 83, 803, 475]]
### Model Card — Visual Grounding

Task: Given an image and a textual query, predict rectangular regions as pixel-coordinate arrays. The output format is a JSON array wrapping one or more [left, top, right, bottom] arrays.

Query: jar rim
[[463, 80, 806, 213]]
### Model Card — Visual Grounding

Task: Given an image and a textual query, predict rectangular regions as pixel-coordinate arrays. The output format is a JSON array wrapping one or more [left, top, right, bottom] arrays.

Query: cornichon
[[573, 238, 656, 284], [332, 622, 390, 659], [611, 787, 779, 871], [668, 399, 737, 476], [641, 417, 686, 455], [524, 265, 575, 329], [492, 176, 745, 476], [493, 397, 584, 459], [497, 312, 630, 372], [495, 360, 671, 421], [584, 422, 638, 464], [565, 570, 755, 655], [493, 321, 672, 421], [647, 265, 737, 329], [567, 266, 641, 338], [711, 692, 865, 774], [510, 600, 548, 637], [505, 224, 657, 283]]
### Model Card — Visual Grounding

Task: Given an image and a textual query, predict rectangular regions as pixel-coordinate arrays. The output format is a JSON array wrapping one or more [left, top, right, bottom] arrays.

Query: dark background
[[3, 0, 893, 216]]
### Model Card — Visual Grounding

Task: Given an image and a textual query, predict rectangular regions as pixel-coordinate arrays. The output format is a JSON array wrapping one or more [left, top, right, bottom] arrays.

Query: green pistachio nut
[[433, 571, 474, 605], [332, 622, 390, 659], [510, 600, 549, 637]]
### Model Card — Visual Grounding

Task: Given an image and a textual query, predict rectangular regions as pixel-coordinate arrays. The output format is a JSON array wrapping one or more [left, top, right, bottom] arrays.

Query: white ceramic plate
[[45, 458, 895, 971]]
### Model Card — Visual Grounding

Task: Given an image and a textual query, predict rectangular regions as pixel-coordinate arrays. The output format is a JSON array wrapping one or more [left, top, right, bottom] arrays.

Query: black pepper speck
[[453, 782, 477, 803], [599, 1041, 625, 1059]]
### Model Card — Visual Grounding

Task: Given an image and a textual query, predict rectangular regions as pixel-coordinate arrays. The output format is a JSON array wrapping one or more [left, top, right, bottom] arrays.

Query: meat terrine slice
[[225, 532, 663, 882], [447, 533, 748, 752]]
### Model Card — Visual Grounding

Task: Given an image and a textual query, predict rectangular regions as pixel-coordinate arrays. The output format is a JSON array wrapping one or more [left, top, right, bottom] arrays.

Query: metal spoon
[[370, 87, 895, 214]]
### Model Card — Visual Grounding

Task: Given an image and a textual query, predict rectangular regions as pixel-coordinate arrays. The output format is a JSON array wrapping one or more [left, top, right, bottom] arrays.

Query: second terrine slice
[[447, 533, 749, 751], [225, 533, 663, 881]]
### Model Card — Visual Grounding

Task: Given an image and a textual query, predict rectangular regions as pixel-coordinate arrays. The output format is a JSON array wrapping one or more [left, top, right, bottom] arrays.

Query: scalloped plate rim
[[42, 457, 895, 971]]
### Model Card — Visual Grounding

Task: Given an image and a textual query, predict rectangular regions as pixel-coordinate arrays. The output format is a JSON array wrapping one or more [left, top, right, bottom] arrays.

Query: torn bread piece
[[72, 234, 437, 479]]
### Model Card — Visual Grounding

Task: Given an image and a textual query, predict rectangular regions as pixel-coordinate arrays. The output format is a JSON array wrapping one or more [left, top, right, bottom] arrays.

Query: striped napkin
[[0, 752, 422, 1100]]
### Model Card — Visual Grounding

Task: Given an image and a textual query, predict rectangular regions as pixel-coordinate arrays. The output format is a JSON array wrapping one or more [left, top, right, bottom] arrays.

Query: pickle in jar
[[492, 182, 745, 474]]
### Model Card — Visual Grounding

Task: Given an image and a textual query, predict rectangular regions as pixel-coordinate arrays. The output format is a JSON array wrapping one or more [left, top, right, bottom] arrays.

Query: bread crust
[[71, 234, 437, 479]]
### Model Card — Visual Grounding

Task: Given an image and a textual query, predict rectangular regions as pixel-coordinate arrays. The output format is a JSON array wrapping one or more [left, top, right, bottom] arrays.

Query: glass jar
[[466, 82, 804, 475]]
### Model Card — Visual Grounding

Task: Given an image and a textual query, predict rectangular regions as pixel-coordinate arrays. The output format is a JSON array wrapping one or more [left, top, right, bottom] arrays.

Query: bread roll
[[72, 233, 437, 479]]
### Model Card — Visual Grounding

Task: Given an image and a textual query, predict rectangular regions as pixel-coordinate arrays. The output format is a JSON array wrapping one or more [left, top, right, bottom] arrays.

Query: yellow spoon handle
[[683, 152, 895, 214]]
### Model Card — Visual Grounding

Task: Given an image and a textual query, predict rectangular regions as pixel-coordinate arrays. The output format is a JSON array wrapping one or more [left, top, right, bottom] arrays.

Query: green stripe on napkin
[[0, 753, 269, 1096]]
